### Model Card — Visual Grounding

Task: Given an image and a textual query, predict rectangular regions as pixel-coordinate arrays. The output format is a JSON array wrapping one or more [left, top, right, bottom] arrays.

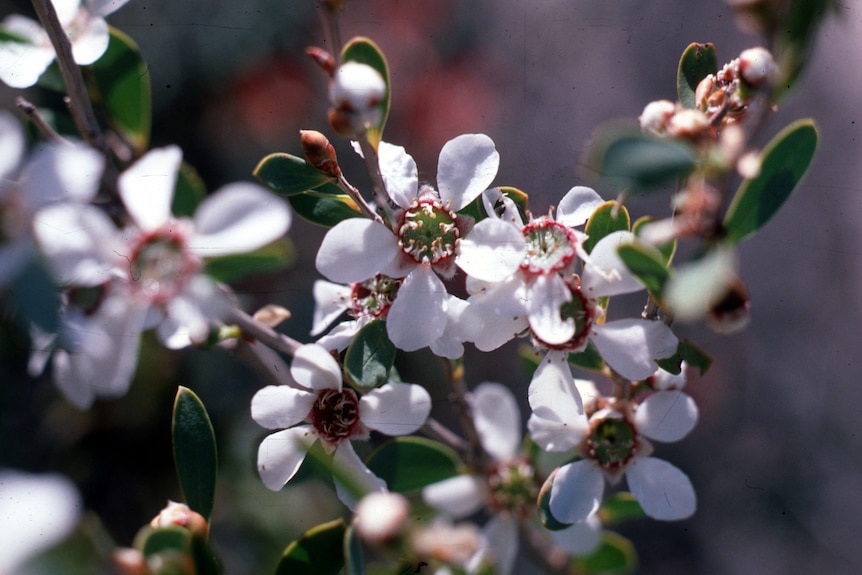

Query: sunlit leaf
[[583, 201, 630, 254], [617, 243, 669, 296], [677, 42, 717, 109], [365, 437, 462, 493], [344, 319, 396, 391], [287, 189, 363, 227], [172, 387, 217, 521], [274, 519, 346, 575], [254, 153, 335, 197]]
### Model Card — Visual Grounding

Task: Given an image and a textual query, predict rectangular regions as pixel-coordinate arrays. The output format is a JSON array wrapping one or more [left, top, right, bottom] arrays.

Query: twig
[[357, 135, 398, 228], [336, 171, 386, 225], [227, 307, 302, 357], [16, 97, 66, 143], [421, 417, 467, 452]]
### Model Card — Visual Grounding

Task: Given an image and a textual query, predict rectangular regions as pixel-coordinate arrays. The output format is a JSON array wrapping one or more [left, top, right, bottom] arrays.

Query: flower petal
[[190, 182, 290, 257], [386, 266, 447, 351], [635, 390, 698, 442], [119, 146, 182, 231], [546, 515, 602, 556], [0, 16, 54, 89], [315, 218, 399, 283], [527, 352, 587, 451], [626, 457, 696, 520], [472, 382, 521, 462], [555, 186, 604, 228], [291, 343, 342, 391], [250, 385, 315, 430], [437, 134, 499, 211], [590, 319, 678, 381], [526, 274, 576, 346], [376, 141, 418, 208], [69, 13, 109, 65], [429, 295, 467, 360], [579, 231, 644, 298], [549, 460, 604, 524], [0, 110, 25, 179], [360, 382, 431, 436], [460, 292, 526, 352], [479, 514, 519, 575], [257, 426, 315, 491], [457, 218, 525, 282], [311, 280, 351, 336], [332, 441, 387, 510], [422, 474, 486, 518], [24, 143, 104, 209]]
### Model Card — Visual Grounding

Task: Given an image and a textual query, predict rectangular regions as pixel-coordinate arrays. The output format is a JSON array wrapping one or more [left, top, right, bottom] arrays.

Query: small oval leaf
[[254, 153, 335, 197], [723, 118, 818, 244], [537, 468, 573, 531], [677, 42, 718, 109], [583, 201, 630, 254], [365, 436, 462, 493], [616, 243, 669, 296], [344, 319, 396, 391], [274, 519, 346, 575], [570, 531, 638, 574], [288, 189, 363, 227], [172, 387, 218, 521]]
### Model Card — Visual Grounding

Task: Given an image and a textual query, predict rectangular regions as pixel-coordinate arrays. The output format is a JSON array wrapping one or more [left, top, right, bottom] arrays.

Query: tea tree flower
[[528, 362, 698, 521], [316, 134, 498, 352], [0, 0, 132, 88], [252, 344, 432, 506]]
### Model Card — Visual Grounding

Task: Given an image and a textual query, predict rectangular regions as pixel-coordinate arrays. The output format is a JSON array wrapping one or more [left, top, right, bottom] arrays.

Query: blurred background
[[1, 0, 861, 573]]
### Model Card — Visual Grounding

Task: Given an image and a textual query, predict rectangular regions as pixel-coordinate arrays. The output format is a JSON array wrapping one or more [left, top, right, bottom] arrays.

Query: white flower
[[328, 62, 386, 134], [527, 364, 698, 522], [315, 134, 499, 353], [0, 469, 82, 574], [34, 145, 292, 349], [251, 344, 432, 508], [422, 382, 599, 575], [0, 0, 132, 88]]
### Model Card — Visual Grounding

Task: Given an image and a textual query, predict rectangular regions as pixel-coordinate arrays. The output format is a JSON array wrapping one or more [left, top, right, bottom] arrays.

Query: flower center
[[586, 416, 639, 471], [350, 274, 402, 319], [531, 281, 595, 351], [520, 220, 579, 276], [486, 457, 538, 516], [309, 388, 361, 445], [398, 197, 459, 265], [128, 227, 198, 304]]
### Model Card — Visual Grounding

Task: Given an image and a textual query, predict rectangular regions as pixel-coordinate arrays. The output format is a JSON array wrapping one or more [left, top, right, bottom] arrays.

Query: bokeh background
[[1, 1, 861, 573]]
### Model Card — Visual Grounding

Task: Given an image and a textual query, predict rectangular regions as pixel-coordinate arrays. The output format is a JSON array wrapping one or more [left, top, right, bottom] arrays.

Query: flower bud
[[738, 47, 777, 88], [410, 521, 481, 566], [638, 99, 676, 135], [328, 62, 386, 136], [667, 108, 711, 140], [113, 548, 148, 575], [150, 500, 208, 539], [694, 75, 715, 110], [300, 130, 341, 178], [354, 491, 410, 547], [306, 46, 336, 76], [706, 276, 750, 334]]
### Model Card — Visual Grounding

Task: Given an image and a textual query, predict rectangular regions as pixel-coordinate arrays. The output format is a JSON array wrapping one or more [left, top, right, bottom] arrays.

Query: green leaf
[[677, 42, 717, 109], [655, 338, 713, 376], [0, 29, 30, 44], [457, 186, 529, 223], [599, 492, 645, 525], [204, 237, 295, 284], [590, 128, 697, 192], [568, 340, 608, 373], [172, 161, 207, 218], [537, 468, 573, 531], [571, 531, 638, 574], [344, 525, 365, 575], [274, 519, 346, 575], [254, 153, 335, 197], [632, 216, 676, 264], [617, 243, 669, 296], [172, 387, 218, 521], [344, 319, 397, 391], [9, 256, 60, 332], [723, 119, 818, 244], [342, 37, 390, 149], [139, 526, 190, 557], [88, 27, 151, 153], [583, 201, 630, 254], [288, 189, 363, 227], [365, 437, 462, 493], [774, 0, 838, 98]]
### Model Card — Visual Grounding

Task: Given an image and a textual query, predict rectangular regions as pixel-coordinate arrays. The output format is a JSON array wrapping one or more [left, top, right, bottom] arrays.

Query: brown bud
[[306, 46, 336, 76], [150, 500, 209, 539], [300, 130, 341, 178], [328, 107, 357, 137]]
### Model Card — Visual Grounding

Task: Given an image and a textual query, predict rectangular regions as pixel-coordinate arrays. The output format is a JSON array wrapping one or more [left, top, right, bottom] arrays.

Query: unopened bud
[[253, 304, 293, 328], [329, 62, 386, 136], [150, 500, 209, 539], [411, 521, 481, 567], [113, 548, 148, 575], [306, 46, 336, 76], [300, 130, 341, 178], [639, 99, 676, 135], [667, 108, 711, 140], [738, 47, 777, 87], [354, 492, 410, 547], [694, 75, 715, 110], [707, 276, 750, 334]]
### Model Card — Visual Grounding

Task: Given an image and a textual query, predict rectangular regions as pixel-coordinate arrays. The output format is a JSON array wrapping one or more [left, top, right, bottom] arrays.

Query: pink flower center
[[309, 388, 361, 445], [531, 281, 596, 351], [350, 274, 402, 319], [398, 196, 460, 265], [520, 219, 579, 276], [486, 456, 537, 516], [128, 226, 199, 305], [585, 415, 640, 472]]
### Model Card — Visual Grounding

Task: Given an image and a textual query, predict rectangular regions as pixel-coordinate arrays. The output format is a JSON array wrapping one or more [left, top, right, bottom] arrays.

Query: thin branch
[[336, 172, 386, 225], [227, 307, 302, 357], [16, 97, 66, 143], [357, 135, 397, 228], [420, 417, 468, 452]]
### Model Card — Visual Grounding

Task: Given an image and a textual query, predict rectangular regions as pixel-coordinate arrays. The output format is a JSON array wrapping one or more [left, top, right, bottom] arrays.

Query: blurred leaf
[[344, 319, 396, 391], [172, 386, 217, 521], [583, 201, 630, 254], [568, 341, 607, 373], [457, 186, 529, 223], [570, 531, 638, 575], [0, 29, 30, 43], [365, 436, 462, 493], [774, 0, 838, 98], [537, 468, 572, 531], [617, 243, 669, 296], [172, 161, 207, 218], [599, 492, 645, 525], [204, 237, 295, 284], [655, 338, 713, 375], [664, 247, 737, 322], [723, 119, 817, 244], [254, 153, 335, 197], [139, 526, 189, 557], [288, 189, 363, 227], [518, 344, 542, 378], [342, 37, 390, 149], [677, 42, 717, 109], [344, 525, 365, 575], [632, 216, 676, 264], [9, 255, 60, 332], [274, 518, 346, 575], [88, 27, 151, 153], [589, 128, 697, 192]]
